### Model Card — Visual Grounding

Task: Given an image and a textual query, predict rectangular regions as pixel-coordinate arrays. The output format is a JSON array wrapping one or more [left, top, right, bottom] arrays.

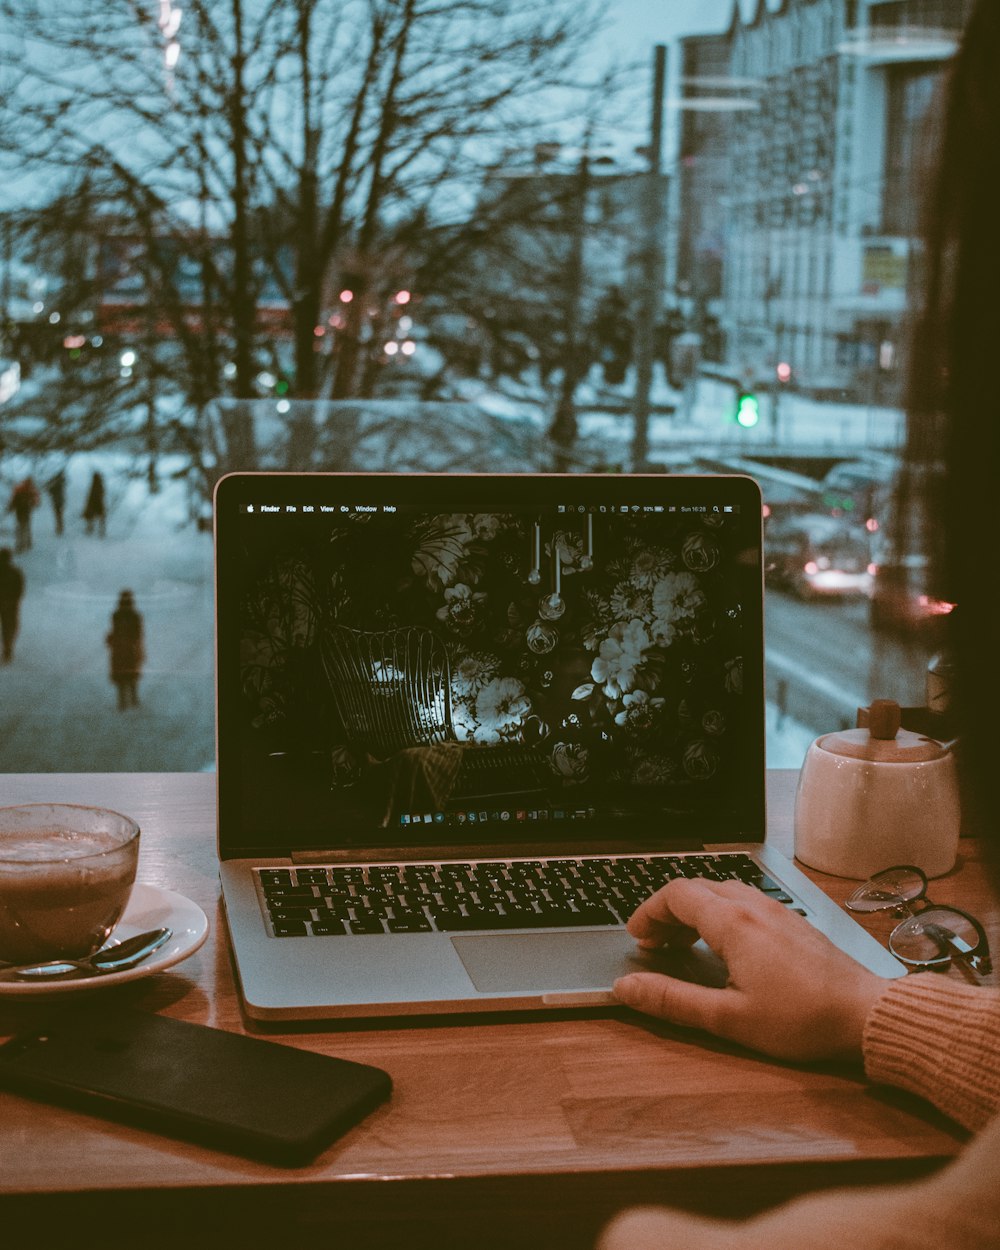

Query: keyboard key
[[267, 904, 315, 921], [355, 900, 389, 918], [271, 920, 308, 936], [311, 920, 347, 936], [387, 914, 434, 933], [646, 859, 684, 880], [259, 869, 292, 886], [404, 865, 439, 881], [263, 885, 317, 899], [348, 916, 386, 935], [330, 868, 365, 884]]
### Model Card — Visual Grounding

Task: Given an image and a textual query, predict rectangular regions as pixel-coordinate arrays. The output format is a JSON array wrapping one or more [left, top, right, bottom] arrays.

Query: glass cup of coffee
[[0, 804, 140, 964]]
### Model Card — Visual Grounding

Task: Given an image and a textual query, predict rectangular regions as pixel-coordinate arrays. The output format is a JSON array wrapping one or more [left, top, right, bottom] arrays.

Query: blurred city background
[[0, 0, 964, 771]]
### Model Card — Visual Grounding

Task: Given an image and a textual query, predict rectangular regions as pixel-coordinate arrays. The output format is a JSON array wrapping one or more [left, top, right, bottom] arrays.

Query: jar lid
[[817, 699, 948, 763]]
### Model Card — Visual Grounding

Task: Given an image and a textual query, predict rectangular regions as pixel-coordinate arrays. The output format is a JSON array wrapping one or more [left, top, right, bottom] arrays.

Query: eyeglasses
[[846, 865, 993, 976]]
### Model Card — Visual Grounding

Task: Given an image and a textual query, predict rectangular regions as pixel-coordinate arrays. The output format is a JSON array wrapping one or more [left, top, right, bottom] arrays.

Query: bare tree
[[0, 0, 605, 475]]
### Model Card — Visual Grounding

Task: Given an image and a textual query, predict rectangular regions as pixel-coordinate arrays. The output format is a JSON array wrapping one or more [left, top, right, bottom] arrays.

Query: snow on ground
[[0, 450, 215, 772]]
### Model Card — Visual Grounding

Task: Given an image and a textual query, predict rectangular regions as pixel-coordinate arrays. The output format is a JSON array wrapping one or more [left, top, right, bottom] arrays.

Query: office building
[[677, 0, 972, 401]]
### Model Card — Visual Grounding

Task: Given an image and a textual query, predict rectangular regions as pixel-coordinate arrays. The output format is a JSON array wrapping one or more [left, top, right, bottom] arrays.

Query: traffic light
[[735, 390, 759, 428]]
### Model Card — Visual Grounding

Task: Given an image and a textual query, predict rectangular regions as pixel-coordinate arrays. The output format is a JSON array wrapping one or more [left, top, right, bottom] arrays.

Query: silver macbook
[[214, 471, 903, 1021]]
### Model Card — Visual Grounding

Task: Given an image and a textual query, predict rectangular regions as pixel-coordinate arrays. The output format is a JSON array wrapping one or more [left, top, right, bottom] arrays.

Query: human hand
[[597, 1206, 734, 1250], [613, 877, 886, 1061]]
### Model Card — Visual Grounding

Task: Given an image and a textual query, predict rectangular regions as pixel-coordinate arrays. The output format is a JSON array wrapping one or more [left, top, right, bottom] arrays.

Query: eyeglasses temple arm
[[922, 923, 993, 975]]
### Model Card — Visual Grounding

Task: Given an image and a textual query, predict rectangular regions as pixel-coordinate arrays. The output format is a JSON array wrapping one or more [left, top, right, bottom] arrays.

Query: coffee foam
[[1, 829, 124, 862]]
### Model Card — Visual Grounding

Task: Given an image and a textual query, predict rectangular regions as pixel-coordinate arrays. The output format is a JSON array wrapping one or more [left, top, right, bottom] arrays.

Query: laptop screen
[[215, 473, 764, 854]]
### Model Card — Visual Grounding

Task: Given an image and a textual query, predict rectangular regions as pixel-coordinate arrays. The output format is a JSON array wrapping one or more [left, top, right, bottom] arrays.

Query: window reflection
[[0, 0, 971, 771]]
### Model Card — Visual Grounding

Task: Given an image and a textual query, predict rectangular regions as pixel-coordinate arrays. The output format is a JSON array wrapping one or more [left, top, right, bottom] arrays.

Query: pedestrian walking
[[106, 589, 144, 710], [105, 590, 144, 710], [0, 547, 25, 664], [83, 470, 106, 537], [7, 477, 40, 552], [46, 469, 66, 536]]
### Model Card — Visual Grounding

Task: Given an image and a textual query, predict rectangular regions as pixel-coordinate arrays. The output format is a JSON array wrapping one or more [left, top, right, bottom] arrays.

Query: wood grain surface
[[0, 770, 995, 1250]]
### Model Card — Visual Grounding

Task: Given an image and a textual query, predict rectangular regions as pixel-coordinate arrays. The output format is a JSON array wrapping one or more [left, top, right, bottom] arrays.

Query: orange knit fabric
[[863, 971, 1000, 1131]]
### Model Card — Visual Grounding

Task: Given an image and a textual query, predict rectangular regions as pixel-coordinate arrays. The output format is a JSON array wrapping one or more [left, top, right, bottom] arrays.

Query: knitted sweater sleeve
[[863, 972, 1000, 1131]]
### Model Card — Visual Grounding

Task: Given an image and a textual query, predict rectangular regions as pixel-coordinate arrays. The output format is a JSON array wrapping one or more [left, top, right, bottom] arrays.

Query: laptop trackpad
[[451, 931, 728, 994]]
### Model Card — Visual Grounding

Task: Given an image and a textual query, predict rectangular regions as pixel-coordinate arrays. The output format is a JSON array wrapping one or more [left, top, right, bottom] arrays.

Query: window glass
[[0, 0, 970, 773]]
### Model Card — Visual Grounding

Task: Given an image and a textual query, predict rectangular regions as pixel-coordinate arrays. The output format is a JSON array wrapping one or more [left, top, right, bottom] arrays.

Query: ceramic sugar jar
[[794, 699, 960, 879]]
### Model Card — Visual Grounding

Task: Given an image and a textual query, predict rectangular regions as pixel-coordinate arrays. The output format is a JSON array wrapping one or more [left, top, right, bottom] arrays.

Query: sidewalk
[[0, 454, 215, 772]]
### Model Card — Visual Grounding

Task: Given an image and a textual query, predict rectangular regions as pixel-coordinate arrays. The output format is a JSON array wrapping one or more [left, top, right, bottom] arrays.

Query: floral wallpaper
[[240, 507, 753, 819]]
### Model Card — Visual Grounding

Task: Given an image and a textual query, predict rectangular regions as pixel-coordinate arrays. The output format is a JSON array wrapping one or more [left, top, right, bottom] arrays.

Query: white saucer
[[0, 884, 209, 998]]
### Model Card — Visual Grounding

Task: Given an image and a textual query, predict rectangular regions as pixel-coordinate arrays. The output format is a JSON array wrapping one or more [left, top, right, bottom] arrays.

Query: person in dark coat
[[0, 547, 25, 663], [8, 477, 40, 552], [106, 589, 144, 710], [83, 471, 106, 537]]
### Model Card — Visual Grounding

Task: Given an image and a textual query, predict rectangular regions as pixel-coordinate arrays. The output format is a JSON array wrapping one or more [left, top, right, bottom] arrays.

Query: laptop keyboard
[[257, 852, 802, 938]]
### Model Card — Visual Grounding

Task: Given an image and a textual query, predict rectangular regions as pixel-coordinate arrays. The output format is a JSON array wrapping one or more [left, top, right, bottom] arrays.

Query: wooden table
[[1, 771, 996, 1250]]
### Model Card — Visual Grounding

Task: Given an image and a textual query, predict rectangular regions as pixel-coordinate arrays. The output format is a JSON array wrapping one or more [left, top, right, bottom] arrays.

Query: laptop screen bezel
[[214, 471, 765, 859]]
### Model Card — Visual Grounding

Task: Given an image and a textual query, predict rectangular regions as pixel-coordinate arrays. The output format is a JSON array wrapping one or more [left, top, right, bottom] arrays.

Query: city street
[[0, 454, 215, 772], [765, 589, 934, 734]]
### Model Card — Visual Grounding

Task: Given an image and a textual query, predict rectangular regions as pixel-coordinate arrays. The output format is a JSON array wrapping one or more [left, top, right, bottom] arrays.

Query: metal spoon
[[0, 927, 173, 982]]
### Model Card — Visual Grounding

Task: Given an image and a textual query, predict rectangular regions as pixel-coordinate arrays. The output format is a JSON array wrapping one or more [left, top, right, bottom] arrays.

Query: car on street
[[764, 512, 874, 600], [819, 457, 897, 529]]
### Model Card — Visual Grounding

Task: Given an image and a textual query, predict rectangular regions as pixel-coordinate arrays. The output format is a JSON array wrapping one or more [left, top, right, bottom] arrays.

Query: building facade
[[673, 30, 738, 361], [677, 0, 971, 402]]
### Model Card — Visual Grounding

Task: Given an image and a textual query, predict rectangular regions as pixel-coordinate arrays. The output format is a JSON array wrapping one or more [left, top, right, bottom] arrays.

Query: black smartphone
[[0, 1004, 391, 1166]]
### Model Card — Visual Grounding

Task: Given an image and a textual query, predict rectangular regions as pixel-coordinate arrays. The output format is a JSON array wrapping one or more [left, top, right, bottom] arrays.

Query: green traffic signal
[[735, 391, 759, 428]]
